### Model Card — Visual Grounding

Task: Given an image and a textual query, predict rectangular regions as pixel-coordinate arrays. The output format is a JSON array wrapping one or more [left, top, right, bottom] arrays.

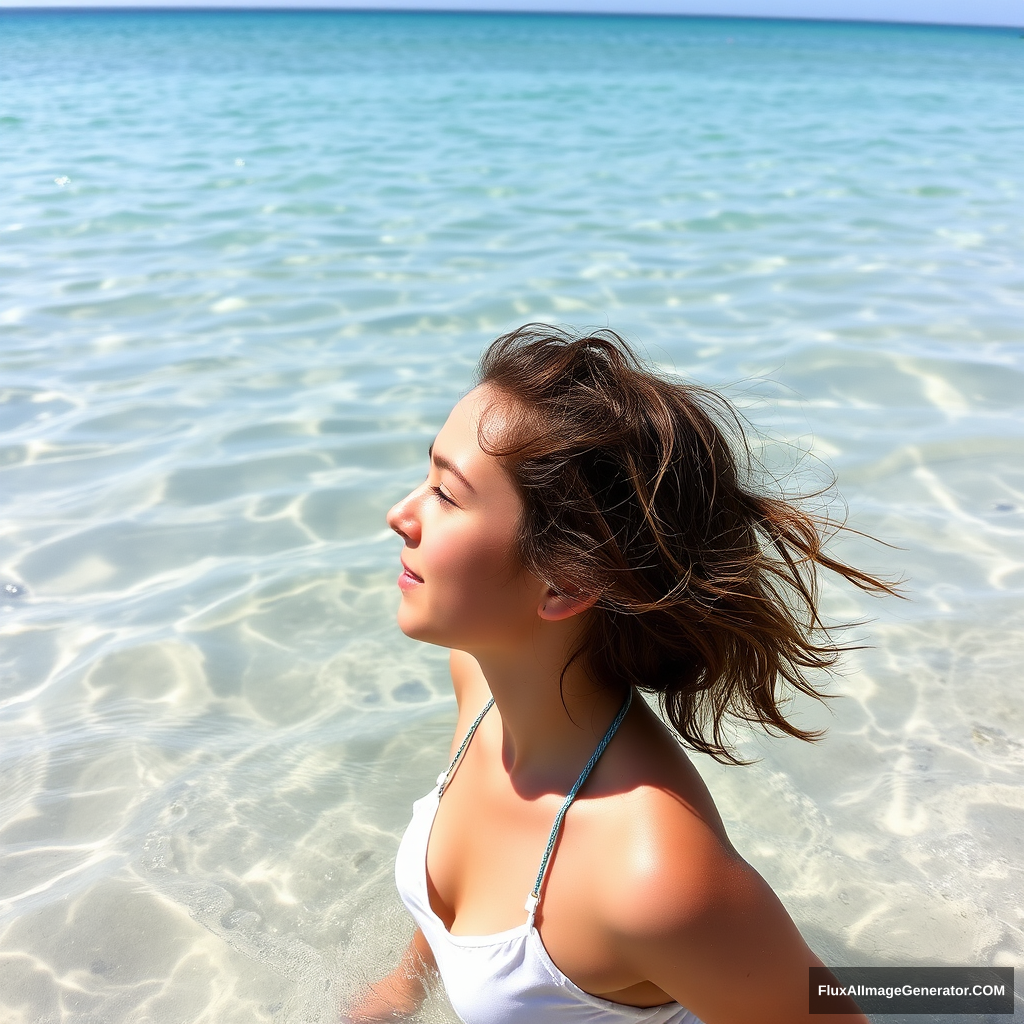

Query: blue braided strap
[[437, 697, 495, 796], [526, 688, 633, 916]]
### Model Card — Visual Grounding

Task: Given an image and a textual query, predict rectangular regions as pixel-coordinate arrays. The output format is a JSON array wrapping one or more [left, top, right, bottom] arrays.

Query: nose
[[387, 487, 422, 545]]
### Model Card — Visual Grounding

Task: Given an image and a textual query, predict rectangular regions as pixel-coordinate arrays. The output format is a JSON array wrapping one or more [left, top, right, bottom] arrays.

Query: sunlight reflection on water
[[1, 11, 1022, 1022]]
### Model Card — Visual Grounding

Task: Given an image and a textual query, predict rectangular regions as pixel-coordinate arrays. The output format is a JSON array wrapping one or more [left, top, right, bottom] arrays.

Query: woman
[[348, 326, 885, 1024]]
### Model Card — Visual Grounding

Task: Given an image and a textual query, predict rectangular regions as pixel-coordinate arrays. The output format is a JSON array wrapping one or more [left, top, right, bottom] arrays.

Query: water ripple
[[1, 11, 1022, 1022]]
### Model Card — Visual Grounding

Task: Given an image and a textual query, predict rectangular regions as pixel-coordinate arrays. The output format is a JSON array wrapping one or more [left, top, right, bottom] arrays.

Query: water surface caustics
[[1, 12, 1023, 1022]]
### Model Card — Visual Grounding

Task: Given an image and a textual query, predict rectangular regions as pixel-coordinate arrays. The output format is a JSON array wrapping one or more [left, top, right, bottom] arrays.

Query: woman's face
[[386, 386, 546, 652]]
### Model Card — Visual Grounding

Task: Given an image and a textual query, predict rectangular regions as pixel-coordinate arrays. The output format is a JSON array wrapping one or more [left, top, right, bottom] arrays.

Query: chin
[[396, 606, 445, 647], [398, 608, 480, 653]]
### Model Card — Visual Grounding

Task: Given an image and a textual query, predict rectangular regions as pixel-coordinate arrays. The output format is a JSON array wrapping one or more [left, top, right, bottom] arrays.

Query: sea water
[[1, 11, 1022, 1022]]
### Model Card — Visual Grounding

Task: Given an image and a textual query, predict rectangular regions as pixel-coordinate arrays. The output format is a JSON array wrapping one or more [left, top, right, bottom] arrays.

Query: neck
[[469, 618, 626, 795]]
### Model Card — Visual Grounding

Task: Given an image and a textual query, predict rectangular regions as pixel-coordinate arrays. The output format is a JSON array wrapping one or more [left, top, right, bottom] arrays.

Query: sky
[[2, 0, 1022, 25]]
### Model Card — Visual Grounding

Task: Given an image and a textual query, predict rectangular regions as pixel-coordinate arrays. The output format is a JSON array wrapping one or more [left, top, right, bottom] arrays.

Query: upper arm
[[606, 806, 867, 1024], [410, 926, 436, 972]]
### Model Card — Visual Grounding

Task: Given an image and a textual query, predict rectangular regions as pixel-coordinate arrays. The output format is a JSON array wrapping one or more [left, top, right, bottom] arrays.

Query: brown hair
[[477, 324, 897, 764]]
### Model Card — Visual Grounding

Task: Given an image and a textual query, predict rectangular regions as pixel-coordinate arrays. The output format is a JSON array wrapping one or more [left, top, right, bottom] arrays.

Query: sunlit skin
[[346, 385, 867, 1024]]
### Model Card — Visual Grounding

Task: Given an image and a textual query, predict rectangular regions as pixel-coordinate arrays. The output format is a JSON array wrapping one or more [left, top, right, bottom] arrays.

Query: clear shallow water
[[1, 11, 1023, 1022]]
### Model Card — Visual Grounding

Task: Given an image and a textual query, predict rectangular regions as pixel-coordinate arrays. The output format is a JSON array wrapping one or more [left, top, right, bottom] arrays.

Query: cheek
[[431, 526, 518, 601], [403, 520, 538, 644]]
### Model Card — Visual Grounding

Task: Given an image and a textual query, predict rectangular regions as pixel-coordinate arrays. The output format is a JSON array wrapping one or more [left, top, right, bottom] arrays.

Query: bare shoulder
[[591, 756, 746, 940], [583, 703, 780, 938], [586, 711, 844, 1022]]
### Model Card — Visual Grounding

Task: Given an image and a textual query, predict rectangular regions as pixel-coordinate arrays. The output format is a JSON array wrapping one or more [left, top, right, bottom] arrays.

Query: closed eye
[[431, 485, 457, 507]]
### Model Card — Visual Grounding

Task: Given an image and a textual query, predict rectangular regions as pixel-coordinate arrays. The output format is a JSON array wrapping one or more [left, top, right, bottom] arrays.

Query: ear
[[537, 588, 599, 622]]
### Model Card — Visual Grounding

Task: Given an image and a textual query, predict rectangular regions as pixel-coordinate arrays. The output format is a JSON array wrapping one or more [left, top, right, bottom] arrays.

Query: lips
[[398, 559, 424, 590]]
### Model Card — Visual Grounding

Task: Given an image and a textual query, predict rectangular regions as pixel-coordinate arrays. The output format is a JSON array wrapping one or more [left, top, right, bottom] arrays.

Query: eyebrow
[[428, 444, 476, 493]]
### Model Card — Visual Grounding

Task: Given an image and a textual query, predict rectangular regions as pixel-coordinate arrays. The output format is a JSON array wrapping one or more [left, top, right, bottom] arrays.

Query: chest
[[423, 734, 625, 988]]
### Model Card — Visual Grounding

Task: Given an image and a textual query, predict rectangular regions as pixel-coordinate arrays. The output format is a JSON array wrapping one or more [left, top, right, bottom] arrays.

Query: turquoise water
[[1, 11, 1023, 1022]]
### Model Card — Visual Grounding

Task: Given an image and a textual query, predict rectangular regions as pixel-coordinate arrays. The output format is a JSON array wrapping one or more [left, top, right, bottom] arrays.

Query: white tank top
[[394, 694, 703, 1024]]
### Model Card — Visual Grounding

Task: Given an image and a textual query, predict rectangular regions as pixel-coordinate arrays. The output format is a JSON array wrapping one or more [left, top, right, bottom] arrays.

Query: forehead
[[434, 386, 516, 487], [436, 385, 501, 447]]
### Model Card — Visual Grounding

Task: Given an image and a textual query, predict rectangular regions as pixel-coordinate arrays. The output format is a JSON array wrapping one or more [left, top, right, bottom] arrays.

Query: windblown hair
[[477, 325, 896, 764]]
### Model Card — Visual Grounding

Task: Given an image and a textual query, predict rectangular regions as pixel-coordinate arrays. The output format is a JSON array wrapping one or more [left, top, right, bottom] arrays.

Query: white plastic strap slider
[[436, 771, 448, 789], [524, 892, 539, 915]]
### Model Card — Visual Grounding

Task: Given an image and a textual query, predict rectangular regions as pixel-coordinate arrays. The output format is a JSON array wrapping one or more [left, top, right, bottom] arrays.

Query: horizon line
[[1, 3, 1021, 28]]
